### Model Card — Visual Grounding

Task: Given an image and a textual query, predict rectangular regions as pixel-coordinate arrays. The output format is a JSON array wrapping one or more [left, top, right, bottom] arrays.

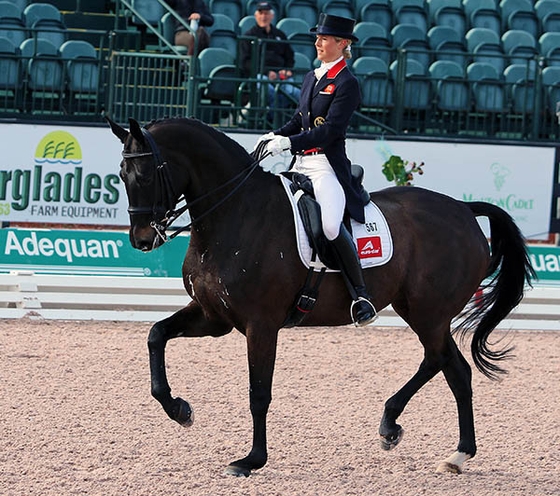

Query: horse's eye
[[134, 163, 154, 186]]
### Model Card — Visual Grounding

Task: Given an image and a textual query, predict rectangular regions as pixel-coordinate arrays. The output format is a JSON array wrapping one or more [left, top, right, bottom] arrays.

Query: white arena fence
[[0, 271, 559, 331]]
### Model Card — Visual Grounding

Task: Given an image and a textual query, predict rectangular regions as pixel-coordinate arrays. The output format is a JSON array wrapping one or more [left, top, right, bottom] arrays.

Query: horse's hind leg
[[148, 301, 232, 426], [379, 352, 442, 450], [436, 334, 476, 474]]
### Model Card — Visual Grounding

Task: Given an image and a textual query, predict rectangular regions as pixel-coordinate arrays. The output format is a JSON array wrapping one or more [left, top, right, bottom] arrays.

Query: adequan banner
[[0, 228, 190, 277], [528, 245, 560, 283], [0, 227, 556, 281]]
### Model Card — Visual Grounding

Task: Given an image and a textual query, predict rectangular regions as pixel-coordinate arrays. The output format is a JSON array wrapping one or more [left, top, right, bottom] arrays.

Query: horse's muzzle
[[130, 225, 163, 252]]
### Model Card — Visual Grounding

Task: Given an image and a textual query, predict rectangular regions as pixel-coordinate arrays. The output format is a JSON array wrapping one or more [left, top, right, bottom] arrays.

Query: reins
[[122, 126, 271, 242]]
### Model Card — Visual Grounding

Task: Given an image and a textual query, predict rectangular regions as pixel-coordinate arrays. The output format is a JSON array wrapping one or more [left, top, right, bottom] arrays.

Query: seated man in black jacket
[[240, 2, 301, 114]]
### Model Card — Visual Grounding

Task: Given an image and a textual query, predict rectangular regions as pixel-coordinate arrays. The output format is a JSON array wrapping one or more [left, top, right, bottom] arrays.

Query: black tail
[[457, 201, 537, 380]]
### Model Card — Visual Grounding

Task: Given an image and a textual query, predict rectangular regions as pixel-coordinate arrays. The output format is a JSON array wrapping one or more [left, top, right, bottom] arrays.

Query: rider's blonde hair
[[335, 37, 353, 59]]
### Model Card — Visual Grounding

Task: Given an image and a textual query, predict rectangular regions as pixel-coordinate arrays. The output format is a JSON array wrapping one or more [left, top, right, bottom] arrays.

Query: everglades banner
[[0, 124, 128, 225]]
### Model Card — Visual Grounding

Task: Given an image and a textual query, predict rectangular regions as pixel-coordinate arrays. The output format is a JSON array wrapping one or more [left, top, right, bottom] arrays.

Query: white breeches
[[293, 154, 345, 240]]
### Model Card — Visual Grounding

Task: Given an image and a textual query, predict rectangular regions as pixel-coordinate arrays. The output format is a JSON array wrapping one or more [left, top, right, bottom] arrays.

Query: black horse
[[108, 116, 535, 477]]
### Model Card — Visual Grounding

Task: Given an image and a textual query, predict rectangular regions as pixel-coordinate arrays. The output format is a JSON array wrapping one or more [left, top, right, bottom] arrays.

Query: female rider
[[256, 13, 377, 326]]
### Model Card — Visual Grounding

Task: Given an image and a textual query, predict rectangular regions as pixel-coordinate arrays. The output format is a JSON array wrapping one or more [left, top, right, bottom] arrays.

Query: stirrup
[[350, 297, 378, 327]]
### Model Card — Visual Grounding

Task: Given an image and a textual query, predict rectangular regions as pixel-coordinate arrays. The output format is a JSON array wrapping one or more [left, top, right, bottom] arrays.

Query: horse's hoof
[[380, 427, 404, 451], [173, 397, 194, 427], [436, 451, 470, 474], [224, 465, 251, 477], [436, 462, 462, 474]]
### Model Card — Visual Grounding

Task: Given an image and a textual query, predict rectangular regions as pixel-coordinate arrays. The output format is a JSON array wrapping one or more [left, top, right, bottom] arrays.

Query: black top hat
[[310, 13, 358, 42]]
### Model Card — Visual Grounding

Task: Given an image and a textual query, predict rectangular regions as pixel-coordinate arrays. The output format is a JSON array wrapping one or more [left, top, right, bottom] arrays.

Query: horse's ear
[[128, 118, 145, 144], [104, 115, 129, 144]]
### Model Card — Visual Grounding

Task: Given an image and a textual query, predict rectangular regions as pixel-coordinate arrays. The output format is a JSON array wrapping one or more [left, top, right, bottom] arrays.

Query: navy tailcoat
[[274, 59, 365, 223]]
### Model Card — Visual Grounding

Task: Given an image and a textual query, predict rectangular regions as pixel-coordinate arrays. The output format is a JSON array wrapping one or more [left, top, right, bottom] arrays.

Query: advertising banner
[[528, 245, 560, 283], [0, 226, 558, 282], [0, 124, 128, 225], [362, 139, 556, 241], [0, 123, 556, 241], [0, 228, 189, 277]]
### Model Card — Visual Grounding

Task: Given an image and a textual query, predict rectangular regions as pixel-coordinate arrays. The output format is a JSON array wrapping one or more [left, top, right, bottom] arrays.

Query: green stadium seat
[[238, 15, 255, 34], [500, 0, 539, 38], [469, 6, 502, 35], [0, 2, 27, 47], [210, 0, 244, 27], [429, 60, 470, 112], [501, 29, 538, 69], [0, 36, 22, 111], [31, 18, 68, 49], [504, 63, 537, 113], [20, 38, 64, 113], [130, 0, 165, 26], [467, 61, 507, 114], [24, 2, 62, 26], [276, 17, 311, 38], [292, 51, 312, 83], [463, 0, 495, 18], [535, 0, 560, 33], [353, 56, 394, 111], [542, 66, 560, 115], [391, 23, 431, 67], [284, 0, 318, 29], [390, 58, 431, 110], [428, 25, 461, 49], [60, 39, 99, 93], [431, 1, 467, 38], [539, 32, 560, 67], [322, 0, 355, 20], [359, 0, 393, 33], [392, 0, 428, 32]]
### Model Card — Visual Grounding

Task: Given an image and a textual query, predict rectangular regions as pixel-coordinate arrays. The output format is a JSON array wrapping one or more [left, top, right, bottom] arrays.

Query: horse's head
[[107, 116, 181, 252]]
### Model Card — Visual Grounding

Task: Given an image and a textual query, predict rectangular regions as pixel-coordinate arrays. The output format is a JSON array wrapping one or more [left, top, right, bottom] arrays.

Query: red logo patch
[[323, 84, 335, 94], [357, 236, 382, 259]]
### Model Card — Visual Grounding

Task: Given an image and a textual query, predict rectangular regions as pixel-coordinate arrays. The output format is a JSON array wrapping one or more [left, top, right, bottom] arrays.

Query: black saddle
[[282, 164, 369, 270]]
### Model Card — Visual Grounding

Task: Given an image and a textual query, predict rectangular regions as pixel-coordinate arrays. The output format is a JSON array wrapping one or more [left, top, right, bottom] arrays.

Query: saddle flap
[[279, 175, 393, 272]]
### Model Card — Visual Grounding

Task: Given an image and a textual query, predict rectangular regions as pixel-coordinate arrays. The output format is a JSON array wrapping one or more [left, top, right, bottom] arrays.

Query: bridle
[[121, 126, 270, 243]]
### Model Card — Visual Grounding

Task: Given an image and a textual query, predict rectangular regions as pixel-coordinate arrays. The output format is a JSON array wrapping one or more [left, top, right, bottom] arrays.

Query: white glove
[[266, 136, 291, 156], [253, 131, 275, 151], [251, 131, 276, 161]]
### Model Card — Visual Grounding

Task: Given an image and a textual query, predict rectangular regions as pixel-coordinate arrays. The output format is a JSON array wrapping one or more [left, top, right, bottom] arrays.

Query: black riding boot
[[331, 226, 377, 326]]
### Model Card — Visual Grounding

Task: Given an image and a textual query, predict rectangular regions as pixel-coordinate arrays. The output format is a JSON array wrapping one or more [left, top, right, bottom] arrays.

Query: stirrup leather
[[350, 297, 378, 327]]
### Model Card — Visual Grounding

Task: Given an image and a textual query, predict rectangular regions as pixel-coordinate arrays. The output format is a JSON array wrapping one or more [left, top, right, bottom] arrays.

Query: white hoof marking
[[436, 451, 471, 474]]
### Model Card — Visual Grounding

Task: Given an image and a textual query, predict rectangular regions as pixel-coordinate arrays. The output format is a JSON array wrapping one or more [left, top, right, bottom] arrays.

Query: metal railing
[[1, 20, 559, 141]]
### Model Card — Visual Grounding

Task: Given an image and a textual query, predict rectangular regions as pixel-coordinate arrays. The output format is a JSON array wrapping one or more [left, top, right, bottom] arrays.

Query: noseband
[[122, 125, 270, 243]]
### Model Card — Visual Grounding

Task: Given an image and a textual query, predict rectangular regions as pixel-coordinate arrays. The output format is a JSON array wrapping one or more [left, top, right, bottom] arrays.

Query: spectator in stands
[[240, 1, 300, 112], [167, 0, 214, 55]]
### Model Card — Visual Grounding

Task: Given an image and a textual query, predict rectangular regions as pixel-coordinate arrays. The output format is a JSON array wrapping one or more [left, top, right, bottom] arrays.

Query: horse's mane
[[145, 117, 254, 165]]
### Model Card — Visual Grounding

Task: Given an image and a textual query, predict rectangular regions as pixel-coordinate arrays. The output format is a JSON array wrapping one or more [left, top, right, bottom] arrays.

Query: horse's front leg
[[148, 301, 232, 426], [225, 327, 279, 477]]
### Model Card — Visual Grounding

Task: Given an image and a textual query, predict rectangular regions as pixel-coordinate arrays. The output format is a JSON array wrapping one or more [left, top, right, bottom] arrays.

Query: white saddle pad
[[279, 175, 393, 272]]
